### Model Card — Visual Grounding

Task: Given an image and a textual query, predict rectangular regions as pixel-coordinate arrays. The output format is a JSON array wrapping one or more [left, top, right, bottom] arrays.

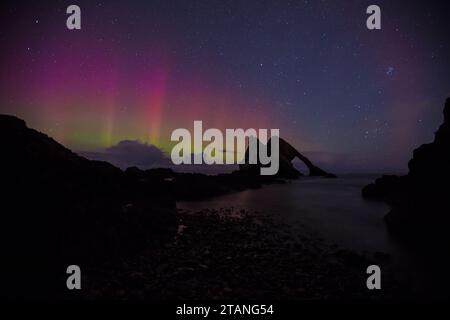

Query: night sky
[[1, 0, 449, 173]]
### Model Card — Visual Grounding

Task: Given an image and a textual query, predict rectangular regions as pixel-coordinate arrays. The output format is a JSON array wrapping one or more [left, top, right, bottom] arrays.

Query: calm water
[[178, 175, 398, 255], [179, 175, 449, 296]]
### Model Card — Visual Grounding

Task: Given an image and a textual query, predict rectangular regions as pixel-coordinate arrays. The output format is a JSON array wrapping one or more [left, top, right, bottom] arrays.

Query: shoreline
[[85, 207, 404, 300]]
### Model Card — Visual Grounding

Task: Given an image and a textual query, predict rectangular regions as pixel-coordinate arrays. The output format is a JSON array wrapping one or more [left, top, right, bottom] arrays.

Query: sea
[[178, 174, 395, 254], [178, 174, 450, 295]]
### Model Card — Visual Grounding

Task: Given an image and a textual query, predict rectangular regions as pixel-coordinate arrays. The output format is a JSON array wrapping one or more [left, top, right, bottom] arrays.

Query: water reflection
[[179, 175, 395, 254]]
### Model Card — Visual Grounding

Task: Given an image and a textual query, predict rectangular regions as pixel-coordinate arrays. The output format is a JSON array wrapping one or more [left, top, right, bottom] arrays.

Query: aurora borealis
[[1, 0, 449, 173]]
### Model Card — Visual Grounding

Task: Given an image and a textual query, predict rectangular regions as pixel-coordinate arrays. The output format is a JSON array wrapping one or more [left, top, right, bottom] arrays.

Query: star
[[386, 66, 394, 76]]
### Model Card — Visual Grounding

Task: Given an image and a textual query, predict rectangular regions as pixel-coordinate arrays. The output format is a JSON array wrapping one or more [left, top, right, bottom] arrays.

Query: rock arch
[[239, 137, 336, 178]]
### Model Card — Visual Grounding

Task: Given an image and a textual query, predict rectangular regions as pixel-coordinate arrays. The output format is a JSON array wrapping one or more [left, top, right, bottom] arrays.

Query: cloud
[[79, 140, 169, 170]]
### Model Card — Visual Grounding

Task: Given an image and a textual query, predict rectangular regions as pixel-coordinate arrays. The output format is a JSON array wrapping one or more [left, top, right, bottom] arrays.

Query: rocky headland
[[362, 98, 450, 245]]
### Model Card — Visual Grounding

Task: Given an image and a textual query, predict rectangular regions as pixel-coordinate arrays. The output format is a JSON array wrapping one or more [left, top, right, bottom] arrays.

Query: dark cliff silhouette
[[0, 115, 177, 298], [362, 98, 450, 244]]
